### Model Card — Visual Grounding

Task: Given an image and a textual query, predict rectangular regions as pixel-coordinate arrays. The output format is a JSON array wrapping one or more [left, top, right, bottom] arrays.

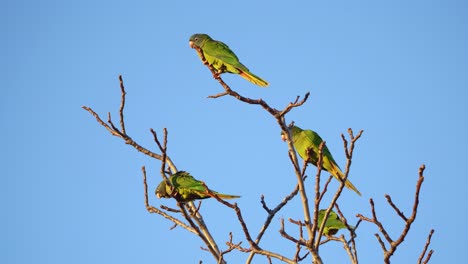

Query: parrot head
[[281, 131, 287, 141], [281, 125, 303, 141], [189, 33, 212, 49], [155, 179, 171, 199]]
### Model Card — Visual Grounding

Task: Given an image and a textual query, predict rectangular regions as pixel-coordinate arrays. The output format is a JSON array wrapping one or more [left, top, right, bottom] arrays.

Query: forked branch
[[356, 164, 432, 263]]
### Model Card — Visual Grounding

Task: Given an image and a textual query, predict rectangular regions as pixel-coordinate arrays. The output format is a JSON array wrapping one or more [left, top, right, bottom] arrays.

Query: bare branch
[[278, 92, 310, 117], [260, 195, 271, 214], [178, 203, 220, 260], [150, 128, 171, 178], [370, 198, 394, 243], [375, 233, 388, 252], [204, 185, 259, 250], [82, 106, 178, 172], [335, 203, 359, 262], [423, 250, 434, 264], [357, 164, 429, 264], [256, 186, 300, 244], [82, 106, 121, 137], [279, 218, 305, 245], [207, 91, 229, 99], [82, 77, 178, 173], [160, 205, 181, 213], [310, 141, 325, 248], [418, 229, 435, 264], [246, 185, 300, 263], [118, 75, 127, 134], [225, 239, 297, 264], [318, 175, 333, 203], [383, 164, 426, 263], [385, 194, 408, 221]]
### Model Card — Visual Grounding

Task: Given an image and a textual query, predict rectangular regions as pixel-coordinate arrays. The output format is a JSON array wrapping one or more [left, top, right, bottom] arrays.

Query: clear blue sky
[[3, 0, 467, 263]]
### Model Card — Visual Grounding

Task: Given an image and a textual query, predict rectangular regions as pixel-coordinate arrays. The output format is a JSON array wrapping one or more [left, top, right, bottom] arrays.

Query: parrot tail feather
[[333, 165, 362, 196], [239, 70, 269, 87], [344, 180, 362, 196], [213, 193, 241, 200]]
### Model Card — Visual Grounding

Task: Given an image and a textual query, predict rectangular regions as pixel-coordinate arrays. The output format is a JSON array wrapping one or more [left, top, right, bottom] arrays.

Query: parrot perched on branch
[[282, 125, 362, 196], [318, 209, 348, 236], [189, 33, 269, 87], [155, 171, 240, 202]]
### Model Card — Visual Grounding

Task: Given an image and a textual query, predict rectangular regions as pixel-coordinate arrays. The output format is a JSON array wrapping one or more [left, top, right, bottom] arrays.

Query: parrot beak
[[281, 134, 287, 141], [189, 41, 195, 48]]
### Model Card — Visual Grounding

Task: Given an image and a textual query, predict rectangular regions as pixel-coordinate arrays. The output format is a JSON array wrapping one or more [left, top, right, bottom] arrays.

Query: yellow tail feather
[[239, 71, 269, 87], [215, 193, 241, 199], [331, 165, 362, 196]]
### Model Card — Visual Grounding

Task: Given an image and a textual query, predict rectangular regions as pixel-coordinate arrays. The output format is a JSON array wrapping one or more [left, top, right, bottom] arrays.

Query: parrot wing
[[318, 209, 348, 236], [202, 39, 245, 69], [300, 129, 338, 166], [291, 127, 322, 165], [167, 171, 240, 202], [170, 172, 210, 201]]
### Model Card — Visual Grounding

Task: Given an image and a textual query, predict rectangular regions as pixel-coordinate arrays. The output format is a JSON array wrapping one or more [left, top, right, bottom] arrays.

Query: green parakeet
[[155, 171, 240, 202], [282, 126, 362, 196], [317, 209, 348, 236], [189, 33, 269, 87]]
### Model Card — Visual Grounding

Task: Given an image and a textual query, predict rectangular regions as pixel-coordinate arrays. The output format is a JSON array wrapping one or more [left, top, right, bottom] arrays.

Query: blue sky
[[3, 0, 467, 263]]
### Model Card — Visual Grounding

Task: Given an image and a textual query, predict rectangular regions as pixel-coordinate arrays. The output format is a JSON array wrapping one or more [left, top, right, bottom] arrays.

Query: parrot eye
[[194, 38, 198, 41]]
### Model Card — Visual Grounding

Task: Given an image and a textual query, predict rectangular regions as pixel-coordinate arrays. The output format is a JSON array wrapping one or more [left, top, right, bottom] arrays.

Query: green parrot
[[317, 209, 348, 236], [155, 171, 240, 202], [189, 33, 269, 87], [282, 126, 362, 196]]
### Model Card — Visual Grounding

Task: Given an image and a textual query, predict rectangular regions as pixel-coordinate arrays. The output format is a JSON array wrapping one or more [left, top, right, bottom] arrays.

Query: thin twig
[[218, 232, 240, 263], [318, 176, 333, 203], [178, 203, 219, 259], [203, 184, 259, 250], [150, 128, 171, 177], [225, 240, 297, 264], [118, 75, 127, 134], [82, 105, 178, 172], [385, 195, 408, 221], [279, 218, 306, 245], [160, 205, 181, 213], [335, 203, 359, 262], [246, 185, 300, 263], [357, 164, 429, 264], [418, 229, 435, 264], [310, 141, 325, 249]]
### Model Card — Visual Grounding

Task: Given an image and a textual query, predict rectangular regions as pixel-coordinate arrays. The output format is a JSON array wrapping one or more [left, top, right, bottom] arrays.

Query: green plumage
[[318, 209, 348, 236], [282, 126, 362, 196], [189, 33, 269, 87], [155, 171, 240, 202]]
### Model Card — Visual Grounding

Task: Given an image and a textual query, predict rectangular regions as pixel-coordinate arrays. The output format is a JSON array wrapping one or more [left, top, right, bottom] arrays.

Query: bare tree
[[83, 47, 434, 263]]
